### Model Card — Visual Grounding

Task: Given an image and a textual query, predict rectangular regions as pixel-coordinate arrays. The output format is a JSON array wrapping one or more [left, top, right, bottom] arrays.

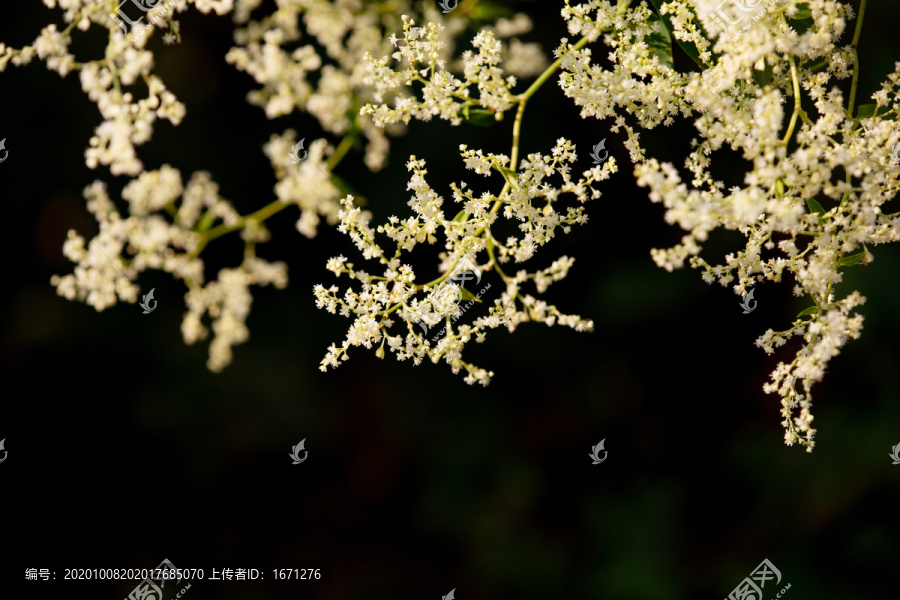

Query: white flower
[[559, 0, 891, 449], [315, 142, 597, 384]]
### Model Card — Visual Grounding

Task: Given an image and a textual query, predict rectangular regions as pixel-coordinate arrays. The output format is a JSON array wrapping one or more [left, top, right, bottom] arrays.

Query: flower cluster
[[314, 139, 607, 385], [557, 0, 900, 450], [8, 0, 560, 377], [360, 13, 546, 128], [756, 291, 866, 447], [5, 0, 422, 368], [5, 0, 898, 449], [225, 0, 485, 170], [49, 166, 289, 371]]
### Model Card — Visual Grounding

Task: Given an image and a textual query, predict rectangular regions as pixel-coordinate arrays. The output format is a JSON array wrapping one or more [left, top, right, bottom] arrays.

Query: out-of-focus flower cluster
[[48, 166, 290, 371], [557, 0, 900, 450], [1, 0, 486, 370], [3, 0, 559, 376]]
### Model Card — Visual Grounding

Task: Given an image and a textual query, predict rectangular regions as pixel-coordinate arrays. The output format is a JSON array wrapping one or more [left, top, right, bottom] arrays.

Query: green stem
[[518, 36, 589, 102], [510, 99, 526, 171], [485, 233, 510, 281], [847, 0, 867, 117], [397, 33, 595, 316], [204, 199, 291, 242], [418, 263, 461, 290], [63, 18, 80, 37], [781, 56, 802, 145], [458, 0, 482, 16], [107, 56, 121, 96], [203, 135, 353, 243], [327, 135, 354, 171]]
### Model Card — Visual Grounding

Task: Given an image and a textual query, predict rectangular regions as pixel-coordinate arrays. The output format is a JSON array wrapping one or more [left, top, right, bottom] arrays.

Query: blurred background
[[1, 1, 898, 598]]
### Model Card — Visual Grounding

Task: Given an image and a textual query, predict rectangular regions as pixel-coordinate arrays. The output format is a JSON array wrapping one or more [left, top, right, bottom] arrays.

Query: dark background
[[1, 1, 898, 598]]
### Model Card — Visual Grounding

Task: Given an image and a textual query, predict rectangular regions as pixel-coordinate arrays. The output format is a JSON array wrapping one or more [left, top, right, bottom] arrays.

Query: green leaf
[[497, 165, 518, 182], [856, 104, 877, 120], [853, 103, 895, 121], [465, 108, 496, 127], [470, 1, 513, 22], [197, 209, 217, 232], [789, 16, 815, 35], [797, 306, 819, 317], [775, 178, 785, 199], [805, 198, 825, 215], [647, 0, 713, 69], [459, 287, 481, 302], [452, 210, 468, 223], [646, 12, 674, 70], [792, 3, 813, 20], [752, 59, 774, 87], [805, 198, 826, 225], [786, 4, 814, 35], [838, 248, 871, 267]]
